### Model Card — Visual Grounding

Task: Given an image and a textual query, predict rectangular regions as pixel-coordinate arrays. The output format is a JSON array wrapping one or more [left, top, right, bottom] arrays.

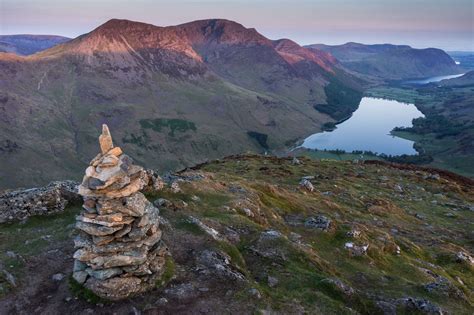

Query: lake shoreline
[[300, 97, 424, 156]]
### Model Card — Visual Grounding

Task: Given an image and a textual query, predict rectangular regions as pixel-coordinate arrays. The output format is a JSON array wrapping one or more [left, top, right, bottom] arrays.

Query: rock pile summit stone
[[73, 124, 169, 300]]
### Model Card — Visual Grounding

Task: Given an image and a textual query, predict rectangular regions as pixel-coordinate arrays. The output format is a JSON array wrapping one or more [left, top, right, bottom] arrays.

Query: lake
[[405, 73, 465, 85], [301, 97, 424, 156]]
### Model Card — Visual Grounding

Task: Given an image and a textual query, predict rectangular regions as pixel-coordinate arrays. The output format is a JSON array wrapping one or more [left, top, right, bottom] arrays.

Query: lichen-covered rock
[[0, 180, 80, 223], [304, 215, 332, 231], [73, 124, 169, 300]]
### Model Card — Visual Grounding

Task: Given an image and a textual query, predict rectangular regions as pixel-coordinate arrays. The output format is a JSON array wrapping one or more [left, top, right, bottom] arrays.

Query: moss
[[156, 255, 176, 287], [68, 275, 108, 304]]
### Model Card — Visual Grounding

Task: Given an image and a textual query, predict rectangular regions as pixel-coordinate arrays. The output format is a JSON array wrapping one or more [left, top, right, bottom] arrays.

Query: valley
[[295, 70, 474, 178], [1, 18, 471, 189], [0, 19, 362, 189], [1, 3, 473, 314]]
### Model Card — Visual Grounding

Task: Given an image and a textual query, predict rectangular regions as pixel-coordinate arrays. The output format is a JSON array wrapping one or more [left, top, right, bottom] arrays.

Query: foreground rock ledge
[[73, 124, 169, 300]]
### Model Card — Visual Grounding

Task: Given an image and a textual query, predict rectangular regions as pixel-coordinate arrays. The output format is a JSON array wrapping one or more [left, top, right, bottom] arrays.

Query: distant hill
[[439, 70, 474, 87], [0, 35, 70, 55], [448, 51, 474, 70], [0, 19, 362, 189], [306, 42, 462, 80]]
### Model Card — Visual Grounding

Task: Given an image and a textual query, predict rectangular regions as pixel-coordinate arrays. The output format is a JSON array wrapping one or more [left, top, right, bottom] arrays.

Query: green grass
[[0, 206, 79, 257], [140, 118, 196, 136], [0, 205, 80, 297]]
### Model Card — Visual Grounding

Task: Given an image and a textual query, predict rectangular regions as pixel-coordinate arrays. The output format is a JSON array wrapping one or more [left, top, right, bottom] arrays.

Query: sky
[[1, 0, 473, 51]]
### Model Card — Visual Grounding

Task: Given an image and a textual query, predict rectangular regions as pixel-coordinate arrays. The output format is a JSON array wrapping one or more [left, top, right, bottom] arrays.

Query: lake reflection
[[301, 97, 424, 156]]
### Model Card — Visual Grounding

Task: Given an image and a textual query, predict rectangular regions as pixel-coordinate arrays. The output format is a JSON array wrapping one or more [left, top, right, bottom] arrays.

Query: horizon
[[1, 0, 473, 51]]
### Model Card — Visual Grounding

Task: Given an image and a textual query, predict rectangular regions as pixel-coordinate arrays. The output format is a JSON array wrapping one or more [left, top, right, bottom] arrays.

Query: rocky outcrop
[[304, 215, 332, 231], [73, 124, 169, 300], [0, 180, 80, 223]]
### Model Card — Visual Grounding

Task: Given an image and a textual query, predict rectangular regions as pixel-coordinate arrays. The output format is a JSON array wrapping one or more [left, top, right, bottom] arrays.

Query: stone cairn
[[72, 124, 168, 300]]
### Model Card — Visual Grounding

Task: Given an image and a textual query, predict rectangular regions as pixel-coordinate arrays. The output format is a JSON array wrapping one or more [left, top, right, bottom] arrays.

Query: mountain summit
[[0, 18, 361, 189], [36, 19, 341, 82]]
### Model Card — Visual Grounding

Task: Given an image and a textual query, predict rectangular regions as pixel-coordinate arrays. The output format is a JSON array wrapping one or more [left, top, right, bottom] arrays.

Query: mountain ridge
[[0, 18, 361, 189], [306, 42, 462, 80]]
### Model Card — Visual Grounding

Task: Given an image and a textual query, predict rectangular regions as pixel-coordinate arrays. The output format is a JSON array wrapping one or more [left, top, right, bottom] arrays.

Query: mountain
[[1, 155, 473, 313], [0, 19, 362, 189], [306, 42, 462, 81], [439, 70, 474, 87], [0, 35, 70, 55]]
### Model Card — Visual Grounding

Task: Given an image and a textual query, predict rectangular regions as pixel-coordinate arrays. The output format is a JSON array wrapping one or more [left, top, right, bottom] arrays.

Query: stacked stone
[[72, 124, 168, 300]]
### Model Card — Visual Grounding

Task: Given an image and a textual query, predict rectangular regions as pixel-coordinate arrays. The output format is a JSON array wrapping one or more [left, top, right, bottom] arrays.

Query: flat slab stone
[[90, 249, 147, 268], [86, 267, 122, 280], [76, 215, 133, 227], [76, 221, 124, 236]]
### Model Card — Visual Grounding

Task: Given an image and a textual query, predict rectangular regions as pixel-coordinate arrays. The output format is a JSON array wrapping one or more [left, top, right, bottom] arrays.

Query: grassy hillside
[[1, 155, 473, 313]]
